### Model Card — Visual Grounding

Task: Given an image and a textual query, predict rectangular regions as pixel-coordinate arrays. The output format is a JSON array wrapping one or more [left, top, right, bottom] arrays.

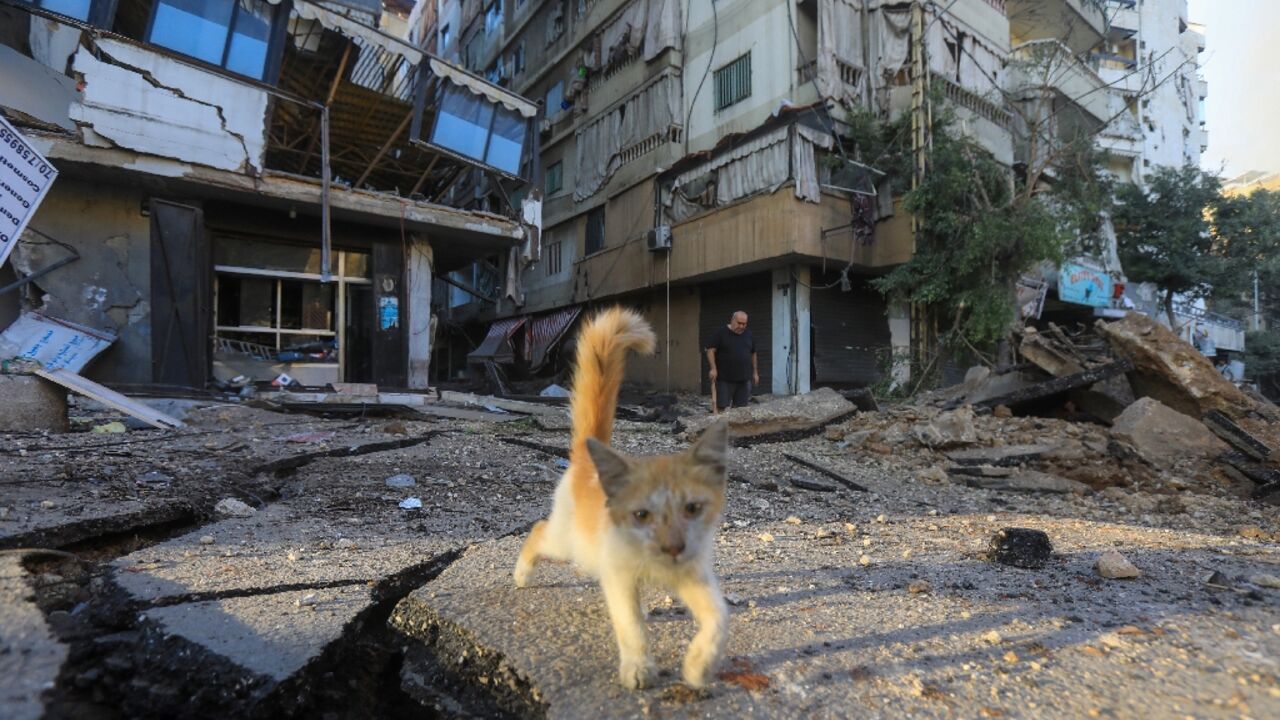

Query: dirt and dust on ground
[[0, 311, 1278, 719]]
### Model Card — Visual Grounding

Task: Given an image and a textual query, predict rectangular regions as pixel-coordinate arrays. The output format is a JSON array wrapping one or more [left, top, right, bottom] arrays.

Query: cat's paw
[[513, 561, 532, 588], [617, 655, 656, 690], [681, 638, 721, 688]]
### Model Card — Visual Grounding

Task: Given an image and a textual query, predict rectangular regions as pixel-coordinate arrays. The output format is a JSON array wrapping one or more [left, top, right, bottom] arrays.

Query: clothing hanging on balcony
[[816, 0, 865, 103], [573, 72, 680, 201]]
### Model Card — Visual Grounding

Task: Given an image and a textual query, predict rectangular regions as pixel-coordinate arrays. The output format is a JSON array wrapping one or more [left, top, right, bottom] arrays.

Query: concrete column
[[888, 300, 912, 391], [770, 266, 811, 395], [406, 235, 434, 389]]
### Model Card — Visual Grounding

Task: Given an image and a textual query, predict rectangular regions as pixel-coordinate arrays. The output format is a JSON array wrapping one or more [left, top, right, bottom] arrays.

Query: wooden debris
[[782, 452, 869, 492], [35, 368, 185, 430], [1018, 327, 1084, 377], [1202, 410, 1272, 461]]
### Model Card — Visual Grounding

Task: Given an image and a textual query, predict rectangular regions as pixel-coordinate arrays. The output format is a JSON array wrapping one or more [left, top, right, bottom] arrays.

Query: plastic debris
[[540, 384, 570, 398], [399, 497, 423, 510], [91, 421, 127, 434]]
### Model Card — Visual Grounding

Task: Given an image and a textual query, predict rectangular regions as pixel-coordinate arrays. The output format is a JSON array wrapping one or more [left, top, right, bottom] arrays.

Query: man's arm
[[706, 347, 718, 382]]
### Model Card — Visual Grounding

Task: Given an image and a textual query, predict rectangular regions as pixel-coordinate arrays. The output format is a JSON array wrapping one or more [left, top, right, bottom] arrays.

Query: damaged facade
[[0, 0, 539, 389], [430, 0, 1217, 395]]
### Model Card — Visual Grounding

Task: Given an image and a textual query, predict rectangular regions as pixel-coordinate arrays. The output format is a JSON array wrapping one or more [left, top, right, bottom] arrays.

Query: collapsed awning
[[468, 317, 526, 364], [428, 58, 538, 119], [293, 0, 422, 64], [524, 306, 582, 372]]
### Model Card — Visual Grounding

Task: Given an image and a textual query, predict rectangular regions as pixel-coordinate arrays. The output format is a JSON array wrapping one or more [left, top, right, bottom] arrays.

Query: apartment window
[[585, 206, 605, 254], [545, 161, 563, 194], [21, 0, 90, 21], [545, 239, 563, 276], [485, 0, 503, 36], [714, 52, 752, 111], [545, 81, 565, 115], [147, 0, 277, 80]]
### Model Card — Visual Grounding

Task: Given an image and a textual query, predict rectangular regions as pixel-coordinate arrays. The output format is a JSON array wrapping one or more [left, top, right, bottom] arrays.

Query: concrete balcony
[[1007, 0, 1108, 55], [1009, 40, 1112, 125]]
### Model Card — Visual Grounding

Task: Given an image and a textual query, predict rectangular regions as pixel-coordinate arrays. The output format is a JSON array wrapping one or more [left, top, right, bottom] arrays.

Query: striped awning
[[467, 317, 526, 364], [524, 306, 582, 372]]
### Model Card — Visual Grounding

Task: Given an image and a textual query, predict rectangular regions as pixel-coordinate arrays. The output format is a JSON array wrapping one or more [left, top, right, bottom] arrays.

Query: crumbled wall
[[12, 178, 152, 384]]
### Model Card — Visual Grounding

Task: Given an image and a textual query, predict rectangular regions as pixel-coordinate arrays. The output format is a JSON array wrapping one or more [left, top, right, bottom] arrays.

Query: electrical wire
[[685, 0, 718, 156]]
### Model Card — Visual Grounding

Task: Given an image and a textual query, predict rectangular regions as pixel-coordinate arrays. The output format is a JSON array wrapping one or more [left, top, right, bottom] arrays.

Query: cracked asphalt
[[1, 397, 1278, 719]]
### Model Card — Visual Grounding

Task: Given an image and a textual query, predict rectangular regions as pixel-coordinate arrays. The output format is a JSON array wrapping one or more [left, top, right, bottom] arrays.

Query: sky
[[1186, 0, 1280, 180]]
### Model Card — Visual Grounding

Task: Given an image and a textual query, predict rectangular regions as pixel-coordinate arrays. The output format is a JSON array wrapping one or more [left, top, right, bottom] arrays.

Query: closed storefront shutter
[[809, 275, 890, 387], [699, 273, 772, 395]]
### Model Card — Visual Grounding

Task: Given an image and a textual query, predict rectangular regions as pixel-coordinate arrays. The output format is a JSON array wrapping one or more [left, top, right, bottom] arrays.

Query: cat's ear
[[689, 420, 728, 476], [587, 438, 633, 497]]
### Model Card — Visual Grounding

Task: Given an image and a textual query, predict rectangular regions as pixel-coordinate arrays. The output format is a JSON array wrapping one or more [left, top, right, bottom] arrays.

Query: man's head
[[728, 311, 748, 334]]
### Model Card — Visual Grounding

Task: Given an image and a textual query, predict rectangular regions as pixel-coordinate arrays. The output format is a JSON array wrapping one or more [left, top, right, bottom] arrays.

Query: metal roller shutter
[[699, 274, 772, 395], [809, 274, 891, 387]]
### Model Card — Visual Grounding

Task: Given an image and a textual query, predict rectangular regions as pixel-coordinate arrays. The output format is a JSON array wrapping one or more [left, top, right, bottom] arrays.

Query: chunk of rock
[[213, 498, 256, 519], [988, 528, 1053, 569], [1095, 550, 1141, 579], [680, 387, 854, 441], [1096, 313, 1257, 419], [912, 406, 978, 448], [964, 470, 1089, 494], [947, 444, 1055, 467], [1110, 397, 1228, 469], [1250, 574, 1280, 590]]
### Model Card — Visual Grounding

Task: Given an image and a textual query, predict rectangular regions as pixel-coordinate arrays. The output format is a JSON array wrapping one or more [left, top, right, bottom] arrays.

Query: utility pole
[[909, 0, 933, 375]]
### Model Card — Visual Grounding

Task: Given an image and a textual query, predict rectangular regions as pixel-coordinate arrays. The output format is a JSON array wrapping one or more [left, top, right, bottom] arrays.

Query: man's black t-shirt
[[706, 325, 755, 382]]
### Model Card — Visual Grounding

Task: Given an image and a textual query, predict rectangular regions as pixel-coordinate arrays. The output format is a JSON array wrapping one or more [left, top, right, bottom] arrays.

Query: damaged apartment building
[[430, 0, 1210, 395], [0, 0, 541, 389]]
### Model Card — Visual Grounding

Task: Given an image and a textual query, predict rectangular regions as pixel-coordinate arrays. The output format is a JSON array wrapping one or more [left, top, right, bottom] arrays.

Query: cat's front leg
[[676, 573, 728, 688], [600, 569, 654, 689]]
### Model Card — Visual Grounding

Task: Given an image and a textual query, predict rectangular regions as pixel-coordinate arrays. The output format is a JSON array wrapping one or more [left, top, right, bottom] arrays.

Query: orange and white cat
[[513, 307, 730, 689]]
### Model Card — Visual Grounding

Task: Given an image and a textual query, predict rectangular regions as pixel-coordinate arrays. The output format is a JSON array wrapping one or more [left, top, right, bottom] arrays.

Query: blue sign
[[1058, 262, 1113, 307]]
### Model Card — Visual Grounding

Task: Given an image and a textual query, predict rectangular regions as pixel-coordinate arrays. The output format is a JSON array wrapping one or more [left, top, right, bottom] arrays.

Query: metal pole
[[321, 106, 333, 283], [1254, 269, 1261, 331]]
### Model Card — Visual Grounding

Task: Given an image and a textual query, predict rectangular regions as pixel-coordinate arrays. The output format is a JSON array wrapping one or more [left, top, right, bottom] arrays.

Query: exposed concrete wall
[[628, 284, 701, 392], [11, 178, 151, 384]]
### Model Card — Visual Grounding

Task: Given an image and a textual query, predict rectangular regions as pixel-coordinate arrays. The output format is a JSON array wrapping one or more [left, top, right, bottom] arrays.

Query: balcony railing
[[934, 72, 1014, 130]]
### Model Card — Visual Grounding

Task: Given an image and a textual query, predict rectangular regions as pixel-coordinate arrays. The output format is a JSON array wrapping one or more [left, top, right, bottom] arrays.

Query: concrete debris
[[0, 374, 68, 433], [1095, 550, 1142, 579], [680, 387, 855, 442], [946, 444, 1056, 467], [911, 406, 978, 448], [213, 498, 256, 519], [963, 470, 1089, 494], [0, 556, 69, 720], [1096, 312, 1258, 420], [1110, 398, 1228, 469], [1250, 574, 1280, 590], [988, 528, 1053, 569]]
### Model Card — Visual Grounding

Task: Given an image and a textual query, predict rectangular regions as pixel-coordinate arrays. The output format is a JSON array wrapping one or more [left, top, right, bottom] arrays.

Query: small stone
[[858, 554, 872, 566], [39, 500, 56, 510], [199, 535, 215, 545], [724, 593, 745, 606], [296, 593, 319, 607], [993, 405, 1013, 418], [927, 524, 940, 532], [1003, 650, 1019, 663], [784, 516, 802, 525], [385, 474, 417, 488], [982, 630, 1003, 645], [907, 581, 931, 594], [875, 514, 887, 523], [1099, 633, 1125, 649], [915, 467, 949, 484], [844, 523, 858, 534], [902, 549, 912, 559], [1250, 574, 1280, 589], [1095, 550, 1141, 579], [336, 538, 357, 550], [214, 498, 256, 519], [862, 537, 872, 547], [927, 509, 939, 516], [287, 551, 300, 562], [989, 528, 1053, 569], [758, 533, 775, 543], [399, 497, 423, 510]]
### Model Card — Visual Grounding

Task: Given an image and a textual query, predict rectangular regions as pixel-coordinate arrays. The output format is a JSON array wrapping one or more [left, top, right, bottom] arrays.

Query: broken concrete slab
[[970, 359, 1134, 410], [963, 470, 1089, 494], [0, 556, 68, 720], [911, 406, 978, 448], [0, 494, 193, 552], [945, 444, 1057, 467], [1096, 313, 1258, 420], [0, 374, 68, 433], [436, 391, 568, 417], [1019, 327, 1085, 377], [680, 387, 856, 443], [1110, 398, 1228, 470]]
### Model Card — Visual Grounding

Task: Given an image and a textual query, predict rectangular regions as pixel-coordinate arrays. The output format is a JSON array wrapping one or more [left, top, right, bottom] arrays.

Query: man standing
[[706, 311, 759, 412]]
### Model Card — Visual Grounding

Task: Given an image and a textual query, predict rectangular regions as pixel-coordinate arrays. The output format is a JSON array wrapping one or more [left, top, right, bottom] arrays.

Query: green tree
[[1113, 164, 1231, 326], [1214, 189, 1280, 320]]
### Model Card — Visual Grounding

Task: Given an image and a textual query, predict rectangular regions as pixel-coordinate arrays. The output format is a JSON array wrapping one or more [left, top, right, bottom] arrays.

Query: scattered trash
[[91, 421, 127, 434], [988, 528, 1053, 569], [539, 384, 570, 398], [385, 474, 417, 488], [271, 373, 298, 388], [553, 457, 570, 469], [482, 404, 509, 414], [1095, 550, 1142, 579], [214, 498, 257, 519], [399, 497, 423, 510]]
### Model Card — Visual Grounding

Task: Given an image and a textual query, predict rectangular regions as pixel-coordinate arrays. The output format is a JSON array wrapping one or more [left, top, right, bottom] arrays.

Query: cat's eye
[[633, 509, 650, 522], [684, 502, 703, 516]]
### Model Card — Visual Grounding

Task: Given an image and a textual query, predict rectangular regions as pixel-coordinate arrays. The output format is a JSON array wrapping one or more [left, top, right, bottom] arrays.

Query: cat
[[513, 306, 730, 690]]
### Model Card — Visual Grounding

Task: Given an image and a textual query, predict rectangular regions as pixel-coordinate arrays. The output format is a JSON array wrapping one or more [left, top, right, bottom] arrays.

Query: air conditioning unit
[[646, 225, 672, 252]]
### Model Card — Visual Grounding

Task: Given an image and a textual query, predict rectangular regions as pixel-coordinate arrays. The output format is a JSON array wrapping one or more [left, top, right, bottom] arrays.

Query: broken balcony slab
[[969, 359, 1133, 411], [679, 387, 857, 443], [0, 556, 69, 720]]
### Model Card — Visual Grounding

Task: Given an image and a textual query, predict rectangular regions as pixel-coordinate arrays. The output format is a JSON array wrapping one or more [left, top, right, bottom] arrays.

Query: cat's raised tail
[[568, 307, 655, 470]]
